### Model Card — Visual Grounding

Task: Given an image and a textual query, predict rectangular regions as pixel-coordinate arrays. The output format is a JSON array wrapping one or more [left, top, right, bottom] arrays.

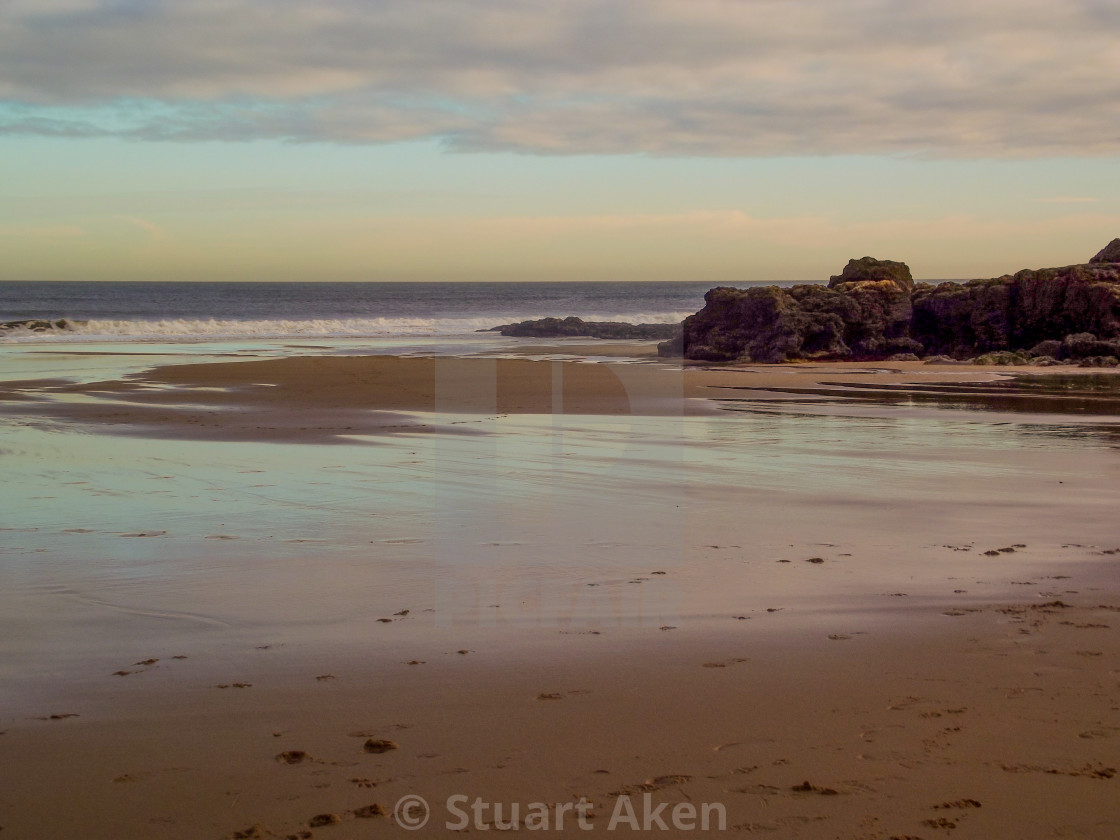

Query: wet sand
[[1, 351, 1119, 838], [3, 580, 1120, 839], [1, 352, 1095, 442]]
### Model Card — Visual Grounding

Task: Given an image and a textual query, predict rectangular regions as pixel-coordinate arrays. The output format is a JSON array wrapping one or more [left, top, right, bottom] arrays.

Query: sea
[[0, 280, 787, 345]]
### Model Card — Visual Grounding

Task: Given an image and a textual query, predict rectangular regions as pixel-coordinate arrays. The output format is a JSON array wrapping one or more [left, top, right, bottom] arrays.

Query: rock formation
[[662, 242, 1120, 364], [0, 318, 78, 333], [1090, 238, 1120, 264], [487, 316, 680, 340]]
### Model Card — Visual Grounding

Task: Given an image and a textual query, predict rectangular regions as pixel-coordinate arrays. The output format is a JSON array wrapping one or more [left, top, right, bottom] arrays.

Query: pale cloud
[[1, 0, 1119, 157], [1032, 196, 1101, 204], [119, 215, 168, 239]]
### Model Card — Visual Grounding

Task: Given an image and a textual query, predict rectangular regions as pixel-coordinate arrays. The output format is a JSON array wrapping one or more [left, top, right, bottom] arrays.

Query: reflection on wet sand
[[714, 371, 1120, 421]]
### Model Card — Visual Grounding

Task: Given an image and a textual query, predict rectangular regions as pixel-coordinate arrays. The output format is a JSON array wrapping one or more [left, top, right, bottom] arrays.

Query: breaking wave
[[0, 313, 692, 343]]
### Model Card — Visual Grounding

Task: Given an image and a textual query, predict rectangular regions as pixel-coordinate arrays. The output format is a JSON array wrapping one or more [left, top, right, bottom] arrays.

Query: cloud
[[1032, 196, 1101, 204], [2, 0, 1120, 156], [119, 215, 168, 239]]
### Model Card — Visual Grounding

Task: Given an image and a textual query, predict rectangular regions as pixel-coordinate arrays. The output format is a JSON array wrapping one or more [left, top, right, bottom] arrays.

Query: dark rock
[[0, 318, 79, 333], [656, 333, 685, 357], [911, 278, 1013, 356], [676, 239, 1120, 363], [487, 316, 679, 340], [676, 260, 918, 363], [827, 258, 914, 354], [673, 286, 796, 362], [1062, 332, 1120, 359], [1078, 355, 1120, 368], [1090, 238, 1120, 264], [828, 257, 914, 293], [1012, 263, 1120, 347], [973, 350, 1032, 366], [1029, 339, 1063, 358], [887, 353, 920, 361], [785, 284, 855, 357]]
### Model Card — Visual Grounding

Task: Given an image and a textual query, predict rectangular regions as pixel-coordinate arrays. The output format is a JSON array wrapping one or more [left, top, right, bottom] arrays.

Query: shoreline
[[6, 350, 1117, 444]]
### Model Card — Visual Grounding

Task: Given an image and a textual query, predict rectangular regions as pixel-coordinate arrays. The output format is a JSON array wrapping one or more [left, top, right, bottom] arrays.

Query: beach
[[5, 0, 1119, 834], [2, 342, 1119, 838]]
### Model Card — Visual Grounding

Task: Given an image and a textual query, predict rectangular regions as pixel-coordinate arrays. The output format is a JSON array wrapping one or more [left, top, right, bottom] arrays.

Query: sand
[[2, 350, 1119, 838], [1, 352, 1089, 442], [3, 588, 1119, 838]]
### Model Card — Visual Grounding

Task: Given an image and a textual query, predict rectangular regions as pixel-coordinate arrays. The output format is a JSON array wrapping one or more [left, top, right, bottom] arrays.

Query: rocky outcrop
[[826, 257, 915, 356], [0, 318, 79, 333], [664, 257, 923, 362], [662, 242, 1120, 363], [488, 316, 680, 340], [1090, 238, 1120, 264], [910, 278, 1012, 356]]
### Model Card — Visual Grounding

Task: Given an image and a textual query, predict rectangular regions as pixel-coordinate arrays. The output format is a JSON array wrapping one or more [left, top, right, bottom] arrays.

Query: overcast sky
[[2, 0, 1119, 281]]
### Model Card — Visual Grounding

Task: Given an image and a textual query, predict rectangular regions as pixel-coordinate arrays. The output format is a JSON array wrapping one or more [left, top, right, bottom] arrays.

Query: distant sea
[[0, 280, 798, 344]]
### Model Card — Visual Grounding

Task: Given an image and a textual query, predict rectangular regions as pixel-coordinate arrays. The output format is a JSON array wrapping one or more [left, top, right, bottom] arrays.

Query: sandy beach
[[2, 347, 1119, 839], [6, 0, 1120, 835]]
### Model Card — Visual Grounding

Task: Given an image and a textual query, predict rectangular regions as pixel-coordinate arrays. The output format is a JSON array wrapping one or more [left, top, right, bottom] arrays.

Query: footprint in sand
[[610, 775, 692, 796], [353, 804, 387, 818], [702, 658, 749, 668], [1078, 730, 1114, 739], [363, 739, 399, 754], [933, 799, 982, 809], [791, 780, 839, 795], [923, 817, 957, 829]]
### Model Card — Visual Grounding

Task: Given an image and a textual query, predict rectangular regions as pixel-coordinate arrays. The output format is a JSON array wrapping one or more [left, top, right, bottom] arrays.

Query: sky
[[2, 0, 1119, 283]]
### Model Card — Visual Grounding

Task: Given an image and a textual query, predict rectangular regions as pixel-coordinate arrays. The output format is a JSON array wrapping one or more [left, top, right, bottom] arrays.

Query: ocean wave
[[0, 313, 692, 343]]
